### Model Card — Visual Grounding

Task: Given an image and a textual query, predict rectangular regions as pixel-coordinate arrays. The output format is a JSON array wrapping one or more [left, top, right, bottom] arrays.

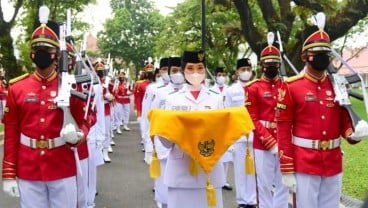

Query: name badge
[[24, 97, 39, 103], [263, 91, 272, 98]]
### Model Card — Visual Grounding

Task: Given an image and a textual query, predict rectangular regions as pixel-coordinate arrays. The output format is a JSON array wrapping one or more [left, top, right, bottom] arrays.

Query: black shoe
[[237, 204, 247, 208], [222, 184, 233, 191], [245, 205, 257, 208]]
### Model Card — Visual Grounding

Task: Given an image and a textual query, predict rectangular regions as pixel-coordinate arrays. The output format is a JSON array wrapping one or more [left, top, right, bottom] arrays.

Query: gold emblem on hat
[[198, 139, 215, 157], [198, 53, 205, 62]]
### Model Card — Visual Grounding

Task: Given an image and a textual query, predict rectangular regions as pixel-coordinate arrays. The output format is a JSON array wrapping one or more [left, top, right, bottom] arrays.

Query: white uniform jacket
[[160, 85, 226, 188]]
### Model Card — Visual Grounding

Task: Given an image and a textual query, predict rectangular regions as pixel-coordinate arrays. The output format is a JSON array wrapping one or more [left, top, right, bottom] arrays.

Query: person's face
[[170, 66, 182, 75], [216, 72, 226, 77], [236, 66, 252, 75], [184, 63, 205, 74]]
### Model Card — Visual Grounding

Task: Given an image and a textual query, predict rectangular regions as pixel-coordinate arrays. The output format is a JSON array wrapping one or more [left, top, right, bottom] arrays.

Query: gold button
[[318, 86, 321, 90], [273, 96, 276, 99], [41, 101, 45, 105], [320, 101, 323, 105], [40, 118, 45, 122], [272, 85, 275, 88], [322, 131, 326, 135], [42, 86, 46, 90], [40, 151, 45, 155], [321, 115, 325, 120], [40, 135, 45, 139]]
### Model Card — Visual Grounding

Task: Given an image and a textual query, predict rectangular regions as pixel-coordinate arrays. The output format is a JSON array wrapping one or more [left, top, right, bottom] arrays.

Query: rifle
[[327, 64, 362, 128], [276, 31, 299, 76], [54, 23, 82, 130]]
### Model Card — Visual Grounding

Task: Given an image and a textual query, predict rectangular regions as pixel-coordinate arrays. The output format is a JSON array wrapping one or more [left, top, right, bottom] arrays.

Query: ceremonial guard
[[246, 37, 289, 208], [2, 6, 88, 207], [150, 56, 184, 208], [224, 58, 257, 208], [276, 17, 368, 208], [159, 51, 225, 208], [210, 67, 233, 191], [113, 71, 132, 132], [95, 61, 114, 163]]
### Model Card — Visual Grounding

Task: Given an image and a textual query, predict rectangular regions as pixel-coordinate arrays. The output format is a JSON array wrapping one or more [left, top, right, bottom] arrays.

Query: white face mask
[[216, 76, 226, 85], [239, 71, 251, 82], [161, 72, 170, 82], [170, 73, 184, 84], [185, 72, 205, 88], [155, 77, 163, 83]]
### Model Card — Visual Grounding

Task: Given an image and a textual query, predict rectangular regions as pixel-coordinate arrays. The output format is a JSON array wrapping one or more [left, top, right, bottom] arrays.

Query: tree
[[230, 0, 368, 73], [97, 0, 165, 78], [154, 0, 246, 74], [0, 0, 23, 80]]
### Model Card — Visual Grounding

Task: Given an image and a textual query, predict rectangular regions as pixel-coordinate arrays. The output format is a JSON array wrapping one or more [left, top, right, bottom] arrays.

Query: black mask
[[264, 66, 279, 79], [307, 54, 330, 71], [97, 70, 105, 78], [31, 50, 56, 70]]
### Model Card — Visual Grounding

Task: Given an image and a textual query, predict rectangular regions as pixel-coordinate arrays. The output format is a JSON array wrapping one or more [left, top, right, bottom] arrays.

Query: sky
[[81, 0, 184, 35]]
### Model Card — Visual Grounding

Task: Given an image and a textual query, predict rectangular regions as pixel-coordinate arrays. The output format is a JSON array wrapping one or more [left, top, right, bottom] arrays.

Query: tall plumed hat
[[260, 32, 281, 63], [31, 5, 59, 48], [302, 12, 331, 52]]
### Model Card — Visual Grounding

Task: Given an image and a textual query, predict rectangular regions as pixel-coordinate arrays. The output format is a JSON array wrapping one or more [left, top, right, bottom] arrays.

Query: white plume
[[313, 12, 326, 30], [267, 32, 275, 45], [39, 5, 50, 24]]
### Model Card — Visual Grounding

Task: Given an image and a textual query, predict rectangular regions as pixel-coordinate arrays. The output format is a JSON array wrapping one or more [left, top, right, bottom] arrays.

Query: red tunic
[[276, 73, 356, 176], [246, 76, 282, 151], [0, 79, 7, 100], [2, 72, 89, 181], [133, 79, 150, 117], [114, 82, 131, 104]]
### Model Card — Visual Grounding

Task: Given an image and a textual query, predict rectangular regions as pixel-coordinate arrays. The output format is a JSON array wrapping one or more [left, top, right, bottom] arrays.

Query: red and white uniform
[[114, 81, 131, 127], [276, 73, 357, 208], [246, 76, 289, 208], [2, 72, 88, 181]]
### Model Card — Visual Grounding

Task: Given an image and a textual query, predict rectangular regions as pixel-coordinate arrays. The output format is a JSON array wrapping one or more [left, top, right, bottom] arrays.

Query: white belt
[[292, 136, 341, 150], [260, 120, 277, 129], [21, 134, 65, 149]]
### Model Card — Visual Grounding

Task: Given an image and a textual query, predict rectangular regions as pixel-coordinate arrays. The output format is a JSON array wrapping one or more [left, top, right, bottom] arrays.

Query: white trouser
[[155, 159, 168, 204], [233, 142, 257, 205], [254, 149, 289, 208], [113, 103, 123, 129], [18, 176, 77, 208], [167, 187, 223, 208], [296, 172, 342, 208], [77, 158, 88, 208], [103, 115, 112, 148], [121, 103, 131, 125]]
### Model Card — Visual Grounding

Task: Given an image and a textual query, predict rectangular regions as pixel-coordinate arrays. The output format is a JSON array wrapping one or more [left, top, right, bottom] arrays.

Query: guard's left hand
[[60, 123, 84, 144], [349, 120, 368, 141]]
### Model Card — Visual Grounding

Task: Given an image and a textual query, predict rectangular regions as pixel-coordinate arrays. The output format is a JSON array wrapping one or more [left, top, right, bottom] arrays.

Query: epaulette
[[135, 80, 144, 84], [9, 73, 29, 85], [285, 74, 304, 83], [245, 79, 259, 87], [208, 89, 219, 94]]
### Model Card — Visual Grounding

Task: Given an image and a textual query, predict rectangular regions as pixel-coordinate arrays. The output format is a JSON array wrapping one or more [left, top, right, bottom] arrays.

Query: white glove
[[60, 124, 84, 144], [105, 93, 113, 101], [3, 180, 20, 197], [349, 120, 368, 141], [269, 145, 278, 155], [227, 145, 235, 153], [281, 173, 297, 192]]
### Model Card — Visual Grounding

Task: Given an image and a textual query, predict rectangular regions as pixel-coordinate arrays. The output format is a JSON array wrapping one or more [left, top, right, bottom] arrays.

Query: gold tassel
[[189, 158, 199, 176], [206, 176, 217, 206], [245, 139, 255, 175], [150, 149, 160, 179]]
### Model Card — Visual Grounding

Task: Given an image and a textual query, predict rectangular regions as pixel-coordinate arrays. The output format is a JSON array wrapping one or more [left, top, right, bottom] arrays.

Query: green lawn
[[341, 95, 368, 200]]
